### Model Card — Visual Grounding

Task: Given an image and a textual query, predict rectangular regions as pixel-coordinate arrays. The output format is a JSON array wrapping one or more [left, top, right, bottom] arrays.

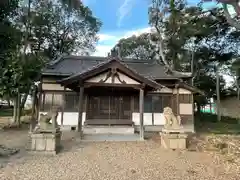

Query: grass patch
[[0, 108, 13, 117], [195, 113, 240, 134]]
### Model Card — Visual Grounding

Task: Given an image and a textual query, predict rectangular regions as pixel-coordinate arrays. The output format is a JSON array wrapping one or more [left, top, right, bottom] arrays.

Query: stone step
[[82, 134, 140, 141], [83, 126, 134, 135]]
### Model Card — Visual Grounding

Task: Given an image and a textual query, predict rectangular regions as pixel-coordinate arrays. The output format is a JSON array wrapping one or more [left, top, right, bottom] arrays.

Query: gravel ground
[[1, 131, 240, 180]]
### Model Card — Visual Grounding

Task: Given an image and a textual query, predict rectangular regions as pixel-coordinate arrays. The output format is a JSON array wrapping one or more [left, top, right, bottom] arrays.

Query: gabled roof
[[42, 55, 192, 80], [59, 58, 165, 90]]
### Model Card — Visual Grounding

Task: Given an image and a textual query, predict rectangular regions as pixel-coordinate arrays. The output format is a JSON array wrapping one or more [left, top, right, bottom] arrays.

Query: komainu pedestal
[[160, 131, 188, 150], [30, 131, 61, 155], [160, 107, 188, 150], [30, 107, 62, 155]]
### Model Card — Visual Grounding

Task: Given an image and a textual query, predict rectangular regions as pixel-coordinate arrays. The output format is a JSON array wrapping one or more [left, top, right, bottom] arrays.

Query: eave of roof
[[178, 82, 204, 95]]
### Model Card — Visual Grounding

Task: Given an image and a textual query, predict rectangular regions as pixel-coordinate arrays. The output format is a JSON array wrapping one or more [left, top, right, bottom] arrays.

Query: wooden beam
[[139, 88, 144, 140], [84, 82, 142, 89], [77, 86, 84, 135]]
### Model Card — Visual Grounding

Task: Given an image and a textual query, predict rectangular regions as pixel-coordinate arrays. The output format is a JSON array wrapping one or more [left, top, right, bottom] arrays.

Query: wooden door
[[86, 92, 132, 125]]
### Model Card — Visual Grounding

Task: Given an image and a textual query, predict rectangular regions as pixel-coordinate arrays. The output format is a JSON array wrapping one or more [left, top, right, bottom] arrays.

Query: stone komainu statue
[[163, 107, 182, 129], [34, 107, 59, 131]]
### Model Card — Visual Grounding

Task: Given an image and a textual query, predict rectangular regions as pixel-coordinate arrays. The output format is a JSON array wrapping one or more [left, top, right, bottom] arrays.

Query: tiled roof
[[42, 55, 191, 80], [60, 58, 165, 89]]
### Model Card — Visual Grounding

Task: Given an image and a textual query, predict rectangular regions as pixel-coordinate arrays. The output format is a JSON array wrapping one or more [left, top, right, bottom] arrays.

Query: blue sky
[[82, 0, 219, 56]]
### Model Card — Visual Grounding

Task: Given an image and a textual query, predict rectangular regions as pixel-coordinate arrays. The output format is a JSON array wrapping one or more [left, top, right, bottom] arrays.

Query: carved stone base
[[30, 131, 61, 155], [160, 132, 188, 150]]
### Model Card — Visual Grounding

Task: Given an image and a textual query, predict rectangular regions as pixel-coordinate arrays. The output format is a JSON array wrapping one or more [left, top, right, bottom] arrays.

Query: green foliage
[[112, 2, 239, 107], [22, 0, 102, 59], [0, 0, 20, 64], [195, 113, 240, 134], [0, 53, 45, 98], [0, 0, 101, 100], [203, 0, 240, 29], [0, 0, 21, 99], [0, 0, 19, 20], [0, 108, 13, 117], [60, 0, 81, 10], [112, 33, 158, 60], [196, 113, 239, 124]]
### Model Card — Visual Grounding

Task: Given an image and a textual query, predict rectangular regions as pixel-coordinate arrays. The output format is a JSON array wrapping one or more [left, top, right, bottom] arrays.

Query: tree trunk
[[7, 98, 11, 108], [21, 93, 29, 109], [210, 101, 212, 113], [236, 79, 240, 100], [216, 67, 221, 122], [17, 92, 21, 126], [196, 101, 201, 115], [13, 97, 18, 123], [238, 88, 240, 100]]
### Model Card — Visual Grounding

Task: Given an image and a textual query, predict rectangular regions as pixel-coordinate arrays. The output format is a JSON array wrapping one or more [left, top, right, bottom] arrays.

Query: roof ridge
[[48, 55, 156, 65]]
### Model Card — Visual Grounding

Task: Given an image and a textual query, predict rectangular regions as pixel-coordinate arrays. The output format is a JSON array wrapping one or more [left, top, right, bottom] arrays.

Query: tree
[[19, 0, 102, 59], [112, 33, 159, 60], [0, 0, 20, 68], [0, 0, 21, 97], [203, 0, 240, 29], [0, 0, 102, 125], [113, 4, 238, 116]]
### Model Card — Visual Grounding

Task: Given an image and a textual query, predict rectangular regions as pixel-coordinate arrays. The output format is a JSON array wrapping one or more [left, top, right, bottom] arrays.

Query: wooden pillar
[[30, 86, 37, 132], [36, 82, 42, 121], [84, 94, 88, 122], [191, 93, 195, 132], [78, 86, 84, 134], [42, 93, 45, 111], [151, 95, 154, 125], [139, 88, 144, 140], [61, 87, 66, 126], [175, 85, 180, 115]]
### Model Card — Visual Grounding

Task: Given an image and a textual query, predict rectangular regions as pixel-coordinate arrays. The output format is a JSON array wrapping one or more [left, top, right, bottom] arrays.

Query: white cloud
[[98, 34, 118, 42], [93, 45, 113, 57], [122, 27, 152, 38], [93, 27, 152, 57], [117, 0, 136, 27]]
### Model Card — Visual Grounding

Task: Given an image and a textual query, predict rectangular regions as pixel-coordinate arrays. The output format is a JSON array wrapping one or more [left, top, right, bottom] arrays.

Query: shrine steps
[[83, 126, 135, 135]]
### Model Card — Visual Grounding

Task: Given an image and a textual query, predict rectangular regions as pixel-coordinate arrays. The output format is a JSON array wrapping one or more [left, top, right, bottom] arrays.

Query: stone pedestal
[[30, 129, 61, 155], [160, 128, 188, 150]]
